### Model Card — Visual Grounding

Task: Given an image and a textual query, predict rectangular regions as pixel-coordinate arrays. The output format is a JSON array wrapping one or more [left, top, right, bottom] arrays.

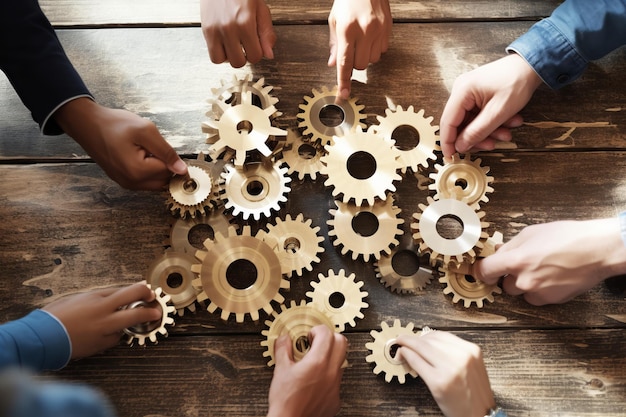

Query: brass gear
[[305, 269, 368, 331], [168, 210, 233, 256], [320, 128, 402, 206], [260, 300, 336, 367], [206, 74, 281, 122], [327, 197, 404, 262], [374, 242, 434, 294], [123, 285, 176, 346], [192, 225, 288, 322], [257, 213, 324, 278], [429, 153, 494, 207], [146, 250, 199, 316], [280, 128, 325, 181], [297, 85, 366, 145], [166, 163, 214, 219], [438, 267, 502, 308], [368, 105, 440, 174]]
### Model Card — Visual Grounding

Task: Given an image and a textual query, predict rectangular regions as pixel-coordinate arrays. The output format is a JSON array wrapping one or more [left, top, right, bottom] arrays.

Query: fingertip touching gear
[[123, 284, 176, 346], [430, 153, 494, 207]]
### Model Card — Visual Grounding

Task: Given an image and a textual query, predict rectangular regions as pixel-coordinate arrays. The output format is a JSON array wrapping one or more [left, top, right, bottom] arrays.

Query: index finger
[[105, 283, 156, 310], [439, 87, 476, 158], [335, 37, 354, 101], [473, 253, 511, 285]]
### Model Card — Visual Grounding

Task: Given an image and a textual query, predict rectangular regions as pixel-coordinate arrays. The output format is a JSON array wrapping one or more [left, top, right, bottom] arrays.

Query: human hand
[[328, 0, 392, 100], [397, 331, 495, 417], [267, 325, 348, 417], [200, 0, 276, 68], [439, 53, 543, 158], [54, 98, 187, 190], [472, 218, 626, 305], [43, 283, 162, 360]]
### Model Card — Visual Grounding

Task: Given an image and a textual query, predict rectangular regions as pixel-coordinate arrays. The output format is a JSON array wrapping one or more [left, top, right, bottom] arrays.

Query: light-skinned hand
[[439, 53, 543, 158], [266, 325, 347, 417], [328, 0, 392, 100], [397, 331, 495, 417], [54, 98, 187, 190], [43, 283, 162, 360], [200, 0, 276, 68]]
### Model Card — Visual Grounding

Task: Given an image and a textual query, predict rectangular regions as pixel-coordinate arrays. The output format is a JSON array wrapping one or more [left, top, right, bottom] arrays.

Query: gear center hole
[[384, 338, 403, 365], [352, 211, 379, 237], [392, 250, 420, 276], [329, 291, 346, 308], [125, 300, 163, 334], [436, 214, 464, 240], [455, 178, 469, 190], [297, 143, 317, 160], [188, 224, 215, 249], [294, 335, 310, 354], [246, 180, 264, 196], [166, 272, 184, 289], [226, 259, 258, 290], [346, 151, 377, 180], [319, 104, 345, 128], [392, 124, 420, 150], [183, 178, 198, 194], [237, 120, 253, 134], [283, 237, 301, 254]]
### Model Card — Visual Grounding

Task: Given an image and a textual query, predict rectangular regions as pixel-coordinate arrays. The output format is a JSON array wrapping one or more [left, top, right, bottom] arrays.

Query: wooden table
[[1, 1, 625, 416]]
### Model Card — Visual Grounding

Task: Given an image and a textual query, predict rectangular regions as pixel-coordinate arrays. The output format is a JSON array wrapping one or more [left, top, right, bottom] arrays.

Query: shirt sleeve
[[0, 0, 93, 135], [0, 310, 72, 372], [506, 0, 626, 89]]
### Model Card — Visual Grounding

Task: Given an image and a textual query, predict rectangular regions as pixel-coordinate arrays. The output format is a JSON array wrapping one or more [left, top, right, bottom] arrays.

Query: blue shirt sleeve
[[0, 310, 71, 372], [506, 0, 626, 89]]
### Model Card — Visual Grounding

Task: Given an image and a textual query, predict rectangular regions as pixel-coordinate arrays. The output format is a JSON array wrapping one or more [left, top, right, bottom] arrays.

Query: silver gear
[[146, 250, 199, 316], [220, 159, 291, 221], [327, 197, 404, 262], [429, 153, 494, 207], [368, 105, 440, 174], [168, 210, 233, 256], [320, 128, 402, 206], [257, 213, 324, 277], [297, 85, 366, 145], [192, 225, 288, 322], [123, 285, 176, 346], [438, 267, 502, 308], [374, 242, 434, 294], [305, 269, 368, 331], [280, 128, 325, 181], [166, 163, 214, 219]]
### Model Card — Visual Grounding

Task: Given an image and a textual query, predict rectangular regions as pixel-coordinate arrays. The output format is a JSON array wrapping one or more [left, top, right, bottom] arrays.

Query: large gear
[[257, 213, 324, 277], [191, 225, 288, 322], [146, 250, 200, 316], [123, 285, 176, 346], [305, 269, 368, 331], [297, 85, 366, 145], [438, 267, 502, 308], [166, 162, 214, 219], [411, 196, 488, 267], [260, 300, 336, 367], [365, 319, 422, 383], [374, 242, 434, 294], [368, 105, 440, 174], [280, 128, 325, 181], [207, 74, 281, 121], [220, 159, 291, 221], [321, 128, 402, 206], [327, 197, 404, 262], [429, 153, 494, 207]]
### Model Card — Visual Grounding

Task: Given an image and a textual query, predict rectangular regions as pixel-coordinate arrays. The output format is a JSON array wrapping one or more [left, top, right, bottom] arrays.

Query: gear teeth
[[166, 163, 215, 219], [438, 267, 502, 308], [374, 243, 433, 294], [145, 250, 200, 315], [429, 153, 495, 207], [365, 319, 420, 383], [123, 285, 176, 346], [279, 128, 326, 181]]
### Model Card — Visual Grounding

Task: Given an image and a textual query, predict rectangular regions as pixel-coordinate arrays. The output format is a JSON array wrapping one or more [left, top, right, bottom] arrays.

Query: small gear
[[480, 231, 504, 257], [365, 319, 423, 383], [438, 267, 502, 308], [168, 210, 233, 256], [166, 163, 214, 219], [146, 250, 200, 315], [279, 128, 325, 180], [305, 269, 368, 331], [327, 197, 404, 262], [429, 153, 494, 207], [207, 74, 281, 121], [257, 213, 324, 277], [261, 300, 336, 367], [191, 225, 288, 322], [321, 128, 402, 206], [123, 285, 176, 346], [220, 159, 291, 221], [374, 242, 434, 294], [368, 105, 440, 174], [411, 196, 488, 267], [297, 85, 366, 145]]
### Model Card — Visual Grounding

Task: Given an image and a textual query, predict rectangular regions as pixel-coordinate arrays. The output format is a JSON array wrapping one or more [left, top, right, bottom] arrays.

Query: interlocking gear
[[260, 300, 336, 367], [220, 159, 291, 220], [166, 162, 214, 219], [192, 225, 288, 322], [168, 210, 233, 256], [368, 105, 440, 174], [411, 196, 488, 266], [280, 128, 325, 181], [123, 285, 176, 346], [328, 197, 404, 262], [429, 153, 494, 207], [305, 269, 368, 331], [438, 267, 502, 308], [374, 242, 434, 294], [297, 85, 366, 145], [321, 128, 402, 206], [146, 250, 200, 316], [207, 74, 281, 121], [257, 213, 324, 277]]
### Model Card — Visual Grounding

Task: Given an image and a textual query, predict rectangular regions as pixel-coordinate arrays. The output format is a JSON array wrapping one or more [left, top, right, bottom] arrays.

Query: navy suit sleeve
[[0, 0, 92, 135]]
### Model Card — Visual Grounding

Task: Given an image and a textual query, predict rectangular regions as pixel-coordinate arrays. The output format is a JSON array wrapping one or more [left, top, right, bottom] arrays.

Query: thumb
[[273, 334, 294, 368], [136, 130, 187, 176], [473, 253, 510, 285]]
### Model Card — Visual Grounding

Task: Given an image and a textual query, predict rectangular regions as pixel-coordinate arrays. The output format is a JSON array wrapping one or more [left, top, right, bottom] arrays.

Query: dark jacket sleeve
[[0, 0, 92, 134]]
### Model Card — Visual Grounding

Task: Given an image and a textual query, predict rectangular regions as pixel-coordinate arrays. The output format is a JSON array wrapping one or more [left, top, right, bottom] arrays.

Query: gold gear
[[374, 242, 434, 294], [191, 225, 288, 322], [280, 128, 325, 181], [168, 210, 233, 256], [438, 267, 502, 308], [206, 74, 281, 122], [429, 153, 494, 207], [146, 250, 200, 316], [123, 285, 176, 346], [166, 163, 214, 219]]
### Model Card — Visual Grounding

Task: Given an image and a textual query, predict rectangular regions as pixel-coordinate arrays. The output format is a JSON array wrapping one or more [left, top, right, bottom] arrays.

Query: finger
[[205, 33, 228, 64], [257, 2, 276, 59], [105, 283, 156, 310], [396, 345, 437, 381], [336, 38, 354, 101], [369, 37, 383, 64], [223, 36, 247, 68], [473, 254, 511, 285], [523, 291, 550, 306], [455, 101, 517, 154], [133, 125, 187, 176], [327, 18, 338, 67], [108, 305, 163, 334], [439, 88, 478, 158], [502, 114, 523, 128], [502, 274, 525, 296], [307, 325, 334, 360], [273, 334, 294, 368]]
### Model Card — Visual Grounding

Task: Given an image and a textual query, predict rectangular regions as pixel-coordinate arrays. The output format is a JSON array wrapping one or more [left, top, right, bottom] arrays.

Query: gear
[[166, 163, 214, 219], [321, 128, 402, 206], [365, 319, 424, 383], [411, 196, 488, 267], [257, 213, 324, 277], [260, 300, 336, 367], [206, 74, 281, 122], [146, 250, 199, 315], [203, 90, 287, 166], [220, 159, 291, 221], [305, 269, 368, 331], [480, 231, 504, 257], [368, 105, 440, 174], [374, 242, 434, 294], [429, 153, 494, 207], [297, 85, 366, 145], [438, 267, 502, 308], [191, 225, 288, 322], [123, 285, 176, 346], [168, 210, 233, 256], [280, 128, 326, 181], [327, 197, 404, 262]]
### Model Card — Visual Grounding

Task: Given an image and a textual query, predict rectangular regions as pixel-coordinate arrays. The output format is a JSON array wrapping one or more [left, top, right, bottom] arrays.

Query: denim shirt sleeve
[[0, 310, 71, 372], [506, 0, 626, 89]]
